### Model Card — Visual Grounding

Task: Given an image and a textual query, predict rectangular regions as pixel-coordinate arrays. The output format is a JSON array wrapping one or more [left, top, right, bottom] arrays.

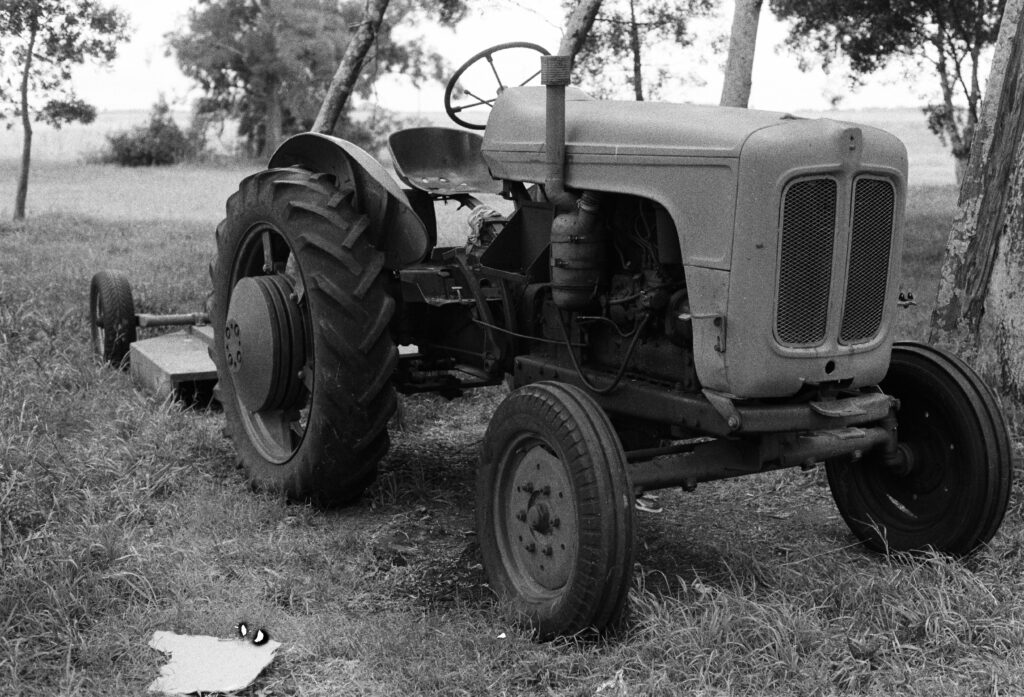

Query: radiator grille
[[776, 178, 837, 346], [840, 178, 895, 344]]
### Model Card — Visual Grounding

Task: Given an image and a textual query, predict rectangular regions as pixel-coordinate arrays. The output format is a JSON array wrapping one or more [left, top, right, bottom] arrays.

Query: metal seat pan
[[388, 127, 502, 196]]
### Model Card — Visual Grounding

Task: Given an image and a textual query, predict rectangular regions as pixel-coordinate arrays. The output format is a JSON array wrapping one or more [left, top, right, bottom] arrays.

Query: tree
[[169, 0, 466, 158], [930, 0, 1024, 404], [720, 0, 763, 107], [559, 0, 605, 59], [313, 0, 389, 134], [770, 0, 1005, 183], [566, 0, 716, 100], [0, 0, 128, 220]]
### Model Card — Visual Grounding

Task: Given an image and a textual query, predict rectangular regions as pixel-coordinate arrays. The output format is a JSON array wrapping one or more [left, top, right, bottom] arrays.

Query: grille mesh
[[776, 179, 837, 345], [840, 179, 895, 344]]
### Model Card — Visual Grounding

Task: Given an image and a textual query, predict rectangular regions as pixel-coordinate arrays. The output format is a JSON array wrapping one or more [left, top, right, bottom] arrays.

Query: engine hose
[[557, 310, 652, 395]]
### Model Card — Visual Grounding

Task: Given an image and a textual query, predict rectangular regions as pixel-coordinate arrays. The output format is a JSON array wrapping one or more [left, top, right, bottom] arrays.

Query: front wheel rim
[[862, 396, 963, 531], [494, 437, 579, 598]]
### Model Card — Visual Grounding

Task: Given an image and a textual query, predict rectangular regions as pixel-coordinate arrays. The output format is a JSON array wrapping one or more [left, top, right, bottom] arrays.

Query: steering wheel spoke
[[444, 41, 551, 130]]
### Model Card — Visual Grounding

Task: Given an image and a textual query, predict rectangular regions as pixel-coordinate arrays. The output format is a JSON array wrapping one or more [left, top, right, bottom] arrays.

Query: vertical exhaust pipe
[[542, 54, 606, 310], [541, 54, 573, 208]]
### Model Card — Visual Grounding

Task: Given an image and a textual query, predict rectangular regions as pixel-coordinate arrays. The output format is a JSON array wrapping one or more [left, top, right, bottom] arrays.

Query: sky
[[72, 0, 932, 115]]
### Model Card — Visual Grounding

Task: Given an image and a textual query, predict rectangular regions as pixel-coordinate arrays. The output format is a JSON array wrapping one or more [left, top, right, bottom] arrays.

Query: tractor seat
[[388, 127, 503, 196]]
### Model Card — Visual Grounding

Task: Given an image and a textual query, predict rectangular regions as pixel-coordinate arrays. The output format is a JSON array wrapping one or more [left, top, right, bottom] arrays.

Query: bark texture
[[628, 0, 644, 100], [312, 0, 389, 135], [14, 19, 38, 221], [558, 0, 603, 59], [263, 76, 283, 158], [720, 0, 762, 107], [930, 0, 1024, 404]]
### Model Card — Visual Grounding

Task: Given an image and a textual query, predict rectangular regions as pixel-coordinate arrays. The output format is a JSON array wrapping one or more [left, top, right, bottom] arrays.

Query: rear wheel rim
[[227, 223, 312, 463]]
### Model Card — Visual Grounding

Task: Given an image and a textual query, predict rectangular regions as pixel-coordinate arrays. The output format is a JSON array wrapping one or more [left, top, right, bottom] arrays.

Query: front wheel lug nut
[[542, 546, 553, 556], [516, 510, 526, 522], [552, 517, 560, 528], [542, 485, 551, 496], [522, 482, 534, 493], [524, 542, 536, 553]]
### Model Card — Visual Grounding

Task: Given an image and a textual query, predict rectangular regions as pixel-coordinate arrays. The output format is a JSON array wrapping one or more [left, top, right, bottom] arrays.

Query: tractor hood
[[481, 86, 794, 173]]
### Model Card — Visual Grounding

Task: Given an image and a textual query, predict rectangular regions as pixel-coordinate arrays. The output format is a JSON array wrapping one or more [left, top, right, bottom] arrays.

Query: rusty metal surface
[[513, 354, 894, 437], [269, 133, 429, 268], [137, 312, 209, 328], [388, 127, 502, 196], [626, 424, 893, 493]]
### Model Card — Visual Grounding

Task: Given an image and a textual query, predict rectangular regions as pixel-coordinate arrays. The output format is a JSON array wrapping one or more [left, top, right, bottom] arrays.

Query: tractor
[[203, 43, 1013, 637]]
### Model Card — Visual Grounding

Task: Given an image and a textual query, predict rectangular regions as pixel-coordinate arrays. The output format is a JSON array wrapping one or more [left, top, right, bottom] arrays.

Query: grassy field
[[1, 113, 1022, 696]]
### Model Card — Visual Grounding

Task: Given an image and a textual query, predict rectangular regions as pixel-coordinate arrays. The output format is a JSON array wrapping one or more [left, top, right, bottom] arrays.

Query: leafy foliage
[[167, 0, 465, 158], [0, 0, 128, 218], [566, 0, 718, 100], [0, 0, 127, 128], [98, 98, 197, 166], [770, 0, 1006, 171]]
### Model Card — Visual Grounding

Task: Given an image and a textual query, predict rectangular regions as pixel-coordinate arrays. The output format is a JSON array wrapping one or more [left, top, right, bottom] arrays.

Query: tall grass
[[0, 150, 1021, 695]]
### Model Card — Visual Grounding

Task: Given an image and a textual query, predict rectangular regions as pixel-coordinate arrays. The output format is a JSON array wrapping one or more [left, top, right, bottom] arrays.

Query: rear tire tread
[[211, 167, 397, 506]]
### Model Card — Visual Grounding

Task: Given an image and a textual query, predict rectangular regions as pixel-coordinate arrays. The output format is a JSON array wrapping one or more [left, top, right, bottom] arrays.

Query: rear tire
[[477, 382, 635, 638], [826, 342, 1012, 555], [89, 270, 136, 368], [210, 167, 398, 505]]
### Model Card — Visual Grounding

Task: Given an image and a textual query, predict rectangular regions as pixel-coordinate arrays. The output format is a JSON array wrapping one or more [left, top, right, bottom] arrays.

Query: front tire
[[210, 168, 398, 505], [826, 342, 1012, 555], [477, 382, 635, 638]]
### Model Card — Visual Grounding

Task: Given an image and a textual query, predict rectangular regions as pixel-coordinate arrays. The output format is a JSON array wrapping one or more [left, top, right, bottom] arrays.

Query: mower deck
[[129, 325, 217, 399]]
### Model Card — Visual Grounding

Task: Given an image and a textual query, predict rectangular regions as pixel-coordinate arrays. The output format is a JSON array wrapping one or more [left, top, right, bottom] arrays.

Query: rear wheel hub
[[225, 275, 307, 412]]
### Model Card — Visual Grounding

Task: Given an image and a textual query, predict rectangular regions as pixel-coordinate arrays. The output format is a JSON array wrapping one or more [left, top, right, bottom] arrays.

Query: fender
[[268, 133, 430, 268]]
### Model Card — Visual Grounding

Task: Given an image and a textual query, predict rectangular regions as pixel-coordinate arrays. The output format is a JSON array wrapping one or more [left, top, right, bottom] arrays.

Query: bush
[[99, 99, 194, 166]]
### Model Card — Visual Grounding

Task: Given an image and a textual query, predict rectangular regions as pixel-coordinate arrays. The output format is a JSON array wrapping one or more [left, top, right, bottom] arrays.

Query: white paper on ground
[[147, 630, 281, 695]]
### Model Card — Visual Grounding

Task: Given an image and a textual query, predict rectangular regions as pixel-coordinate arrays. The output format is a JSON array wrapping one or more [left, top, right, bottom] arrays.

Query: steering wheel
[[444, 42, 551, 130]]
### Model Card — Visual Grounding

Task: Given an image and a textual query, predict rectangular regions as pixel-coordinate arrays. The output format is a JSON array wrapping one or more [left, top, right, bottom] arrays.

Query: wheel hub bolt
[[542, 546, 553, 557], [521, 482, 534, 493], [541, 485, 551, 496], [516, 510, 527, 522], [524, 542, 536, 553]]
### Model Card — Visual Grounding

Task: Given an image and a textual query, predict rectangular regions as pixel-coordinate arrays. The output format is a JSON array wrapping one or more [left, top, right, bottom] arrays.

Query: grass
[[1, 118, 1022, 695], [893, 184, 959, 341]]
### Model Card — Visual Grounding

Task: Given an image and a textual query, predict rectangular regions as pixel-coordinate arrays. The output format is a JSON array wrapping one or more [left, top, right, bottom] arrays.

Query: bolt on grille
[[776, 178, 837, 346], [840, 178, 895, 344]]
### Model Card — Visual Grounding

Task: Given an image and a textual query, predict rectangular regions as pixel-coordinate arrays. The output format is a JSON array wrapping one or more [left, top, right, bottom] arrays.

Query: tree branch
[[312, 0, 389, 134]]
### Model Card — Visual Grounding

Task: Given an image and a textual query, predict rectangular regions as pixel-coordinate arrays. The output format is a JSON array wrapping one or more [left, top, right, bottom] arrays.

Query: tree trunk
[[953, 151, 970, 185], [558, 0, 603, 59], [720, 0, 763, 107], [312, 0, 390, 135], [263, 77, 284, 159], [14, 20, 38, 221], [628, 0, 644, 100], [929, 0, 1024, 405]]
